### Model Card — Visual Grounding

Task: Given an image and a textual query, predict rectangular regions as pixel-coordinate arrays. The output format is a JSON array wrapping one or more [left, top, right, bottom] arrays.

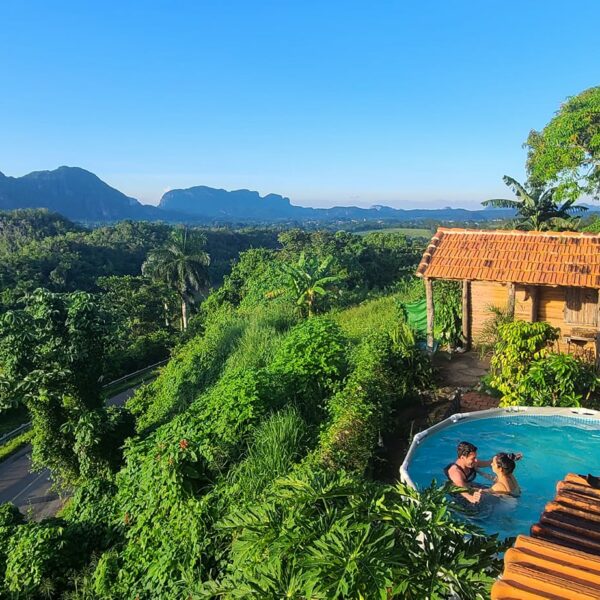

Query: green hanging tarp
[[399, 298, 427, 339]]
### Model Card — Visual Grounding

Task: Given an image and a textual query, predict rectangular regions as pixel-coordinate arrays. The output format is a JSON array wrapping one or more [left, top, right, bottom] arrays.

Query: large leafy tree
[[526, 86, 600, 200], [142, 228, 211, 330], [0, 290, 132, 484], [482, 175, 586, 230], [272, 253, 343, 317]]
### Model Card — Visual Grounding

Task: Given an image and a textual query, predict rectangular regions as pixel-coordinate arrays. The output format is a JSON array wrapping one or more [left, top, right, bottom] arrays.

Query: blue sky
[[0, 1, 598, 209]]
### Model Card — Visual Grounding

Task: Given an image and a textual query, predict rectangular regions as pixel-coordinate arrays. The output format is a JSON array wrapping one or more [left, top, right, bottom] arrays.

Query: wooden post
[[530, 286, 539, 322], [462, 279, 470, 349], [425, 278, 434, 351], [507, 283, 516, 317]]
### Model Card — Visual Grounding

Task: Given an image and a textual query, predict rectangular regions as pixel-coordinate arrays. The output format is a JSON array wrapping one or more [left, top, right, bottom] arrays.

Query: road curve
[[0, 386, 138, 519]]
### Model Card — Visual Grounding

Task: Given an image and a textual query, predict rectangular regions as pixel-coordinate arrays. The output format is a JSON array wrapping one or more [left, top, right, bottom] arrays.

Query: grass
[[0, 429, 33, 463], [333, 295, 400, 342], [225, 408, 309, 504], [355, 227, 432, 237]]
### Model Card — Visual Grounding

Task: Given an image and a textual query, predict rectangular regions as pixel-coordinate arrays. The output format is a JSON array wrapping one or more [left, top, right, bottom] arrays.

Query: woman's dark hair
[[457, 441, 477, 458], [495, 452, 516, 474]]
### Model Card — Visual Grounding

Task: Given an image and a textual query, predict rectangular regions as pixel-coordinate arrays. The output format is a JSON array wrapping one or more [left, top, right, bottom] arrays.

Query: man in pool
[[444, 441, 522, 504]]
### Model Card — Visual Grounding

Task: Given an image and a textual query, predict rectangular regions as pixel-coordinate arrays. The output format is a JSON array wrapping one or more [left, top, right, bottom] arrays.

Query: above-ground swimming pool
[[401, 407, 600, 539]]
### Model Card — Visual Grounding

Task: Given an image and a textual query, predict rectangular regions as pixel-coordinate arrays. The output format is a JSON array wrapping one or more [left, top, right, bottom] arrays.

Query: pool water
[[406, 415, 600, 539]]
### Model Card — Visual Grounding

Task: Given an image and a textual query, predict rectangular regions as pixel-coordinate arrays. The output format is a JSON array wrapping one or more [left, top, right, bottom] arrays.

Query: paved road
[[0, 387, 137, 519]]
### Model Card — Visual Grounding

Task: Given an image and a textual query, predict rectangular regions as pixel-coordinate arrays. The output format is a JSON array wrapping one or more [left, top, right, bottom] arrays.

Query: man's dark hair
[[457, 441, 477, 458]]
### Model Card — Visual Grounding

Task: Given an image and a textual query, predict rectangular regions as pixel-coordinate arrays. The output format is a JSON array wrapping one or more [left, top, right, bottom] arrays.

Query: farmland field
[[355, 227, 432, 237]]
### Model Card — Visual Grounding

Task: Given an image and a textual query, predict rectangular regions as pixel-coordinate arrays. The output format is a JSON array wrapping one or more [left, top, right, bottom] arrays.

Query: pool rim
[[399, 405, 600, 489]]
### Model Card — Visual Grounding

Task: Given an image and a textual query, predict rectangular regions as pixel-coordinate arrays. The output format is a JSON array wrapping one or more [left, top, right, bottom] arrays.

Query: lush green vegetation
[[526, 86, 600, 201], [485, 320, 600, 408], [0, 218, 511, 598]]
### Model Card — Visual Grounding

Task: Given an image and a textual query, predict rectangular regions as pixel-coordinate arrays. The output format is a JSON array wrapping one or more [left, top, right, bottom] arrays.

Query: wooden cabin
[[416, 229, 600, 361]]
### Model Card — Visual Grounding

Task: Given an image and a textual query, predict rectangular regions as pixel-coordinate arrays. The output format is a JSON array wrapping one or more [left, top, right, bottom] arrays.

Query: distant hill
[[5, 165, 596, 226], [159, 186, 305, 220], [0, 167, 182, 222], [158, 186, 518, 223]]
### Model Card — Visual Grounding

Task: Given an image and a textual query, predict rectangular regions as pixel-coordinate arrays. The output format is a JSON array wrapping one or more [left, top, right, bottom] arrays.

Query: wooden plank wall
[[468, 282, 597, 357], [469, 281, 509, 339]]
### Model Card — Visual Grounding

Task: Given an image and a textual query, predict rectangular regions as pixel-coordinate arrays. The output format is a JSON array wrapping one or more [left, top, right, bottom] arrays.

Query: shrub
[[317, 326, 432, 473], [433, 280, 463, 348], [269, 318, 348, 421], [108, 367, 277, 598], [475, 304, 514, 357], [488, 321, 559, 401], [504, 353, 600, 407], [0, 503, 24, 584], [3, 519, 93, 597], [202, 470, 504, 599]]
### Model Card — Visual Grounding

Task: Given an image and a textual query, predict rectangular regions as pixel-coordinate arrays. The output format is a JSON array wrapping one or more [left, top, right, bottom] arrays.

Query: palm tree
[[142, 228, 210, 330], [482, 175, 587, 231], [271, 253, 343, 317]]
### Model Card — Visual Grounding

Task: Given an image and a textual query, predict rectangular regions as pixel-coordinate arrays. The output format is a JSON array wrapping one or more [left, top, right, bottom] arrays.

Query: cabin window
[[564, 288, 598, 327]]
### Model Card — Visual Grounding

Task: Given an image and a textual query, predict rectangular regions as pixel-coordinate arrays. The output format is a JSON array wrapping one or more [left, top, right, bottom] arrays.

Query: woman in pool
[[483, 452, 521, 497]]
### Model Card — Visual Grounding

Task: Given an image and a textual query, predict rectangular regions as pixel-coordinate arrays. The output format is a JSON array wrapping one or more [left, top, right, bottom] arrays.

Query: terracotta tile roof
[[417, 228, 600, 288], [492, 473, 600, 599]]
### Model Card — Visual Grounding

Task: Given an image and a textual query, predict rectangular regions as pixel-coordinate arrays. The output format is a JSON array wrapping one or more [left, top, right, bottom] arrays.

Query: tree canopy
[[142, 227, 211, 329], [526, 86, 600, 200]]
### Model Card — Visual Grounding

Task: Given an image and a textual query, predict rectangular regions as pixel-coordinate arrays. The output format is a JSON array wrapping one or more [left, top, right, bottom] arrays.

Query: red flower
[[179, 439, 189, 450]]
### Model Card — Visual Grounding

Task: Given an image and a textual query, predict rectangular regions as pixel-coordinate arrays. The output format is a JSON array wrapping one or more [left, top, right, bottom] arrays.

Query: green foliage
[[222, 305, 297, 373], [475, 305, 514, 357], [98, 274, 178, 378], [317, 326, 432, 473], [0, 289, 135, 486], [482, 175, 586, 230], [202, 470, 504, 599], [209, 248, 289, 311], [487, 321, 560, 404], [142, 227, 211, 329], [3, 519, 94, 597], [433, 280, 463, 348], [127, 308, 247, 432], [0, 504, 24, 593], [110, 367, 278, 597], [0, 209, 80, 254], [272, 253, 344, 317], [333, 294, 400, 343], [269, 318, 348, 420], [505, 353, 600, 408], [526, 86, 600, 200], [583, 214, 600, 233], [0, 504, 24, 528]]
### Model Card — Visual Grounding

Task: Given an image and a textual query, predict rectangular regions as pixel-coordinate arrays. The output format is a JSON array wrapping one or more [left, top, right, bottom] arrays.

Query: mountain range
[[0, 165, 580, 225]]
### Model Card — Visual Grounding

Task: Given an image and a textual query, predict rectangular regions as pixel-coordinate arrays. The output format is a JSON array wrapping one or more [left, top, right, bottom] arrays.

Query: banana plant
[[483, 175, 587, 230]]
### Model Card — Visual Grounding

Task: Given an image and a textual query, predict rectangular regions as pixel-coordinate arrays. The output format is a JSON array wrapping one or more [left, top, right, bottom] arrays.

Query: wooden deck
[[492, 473, 600, 599]]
